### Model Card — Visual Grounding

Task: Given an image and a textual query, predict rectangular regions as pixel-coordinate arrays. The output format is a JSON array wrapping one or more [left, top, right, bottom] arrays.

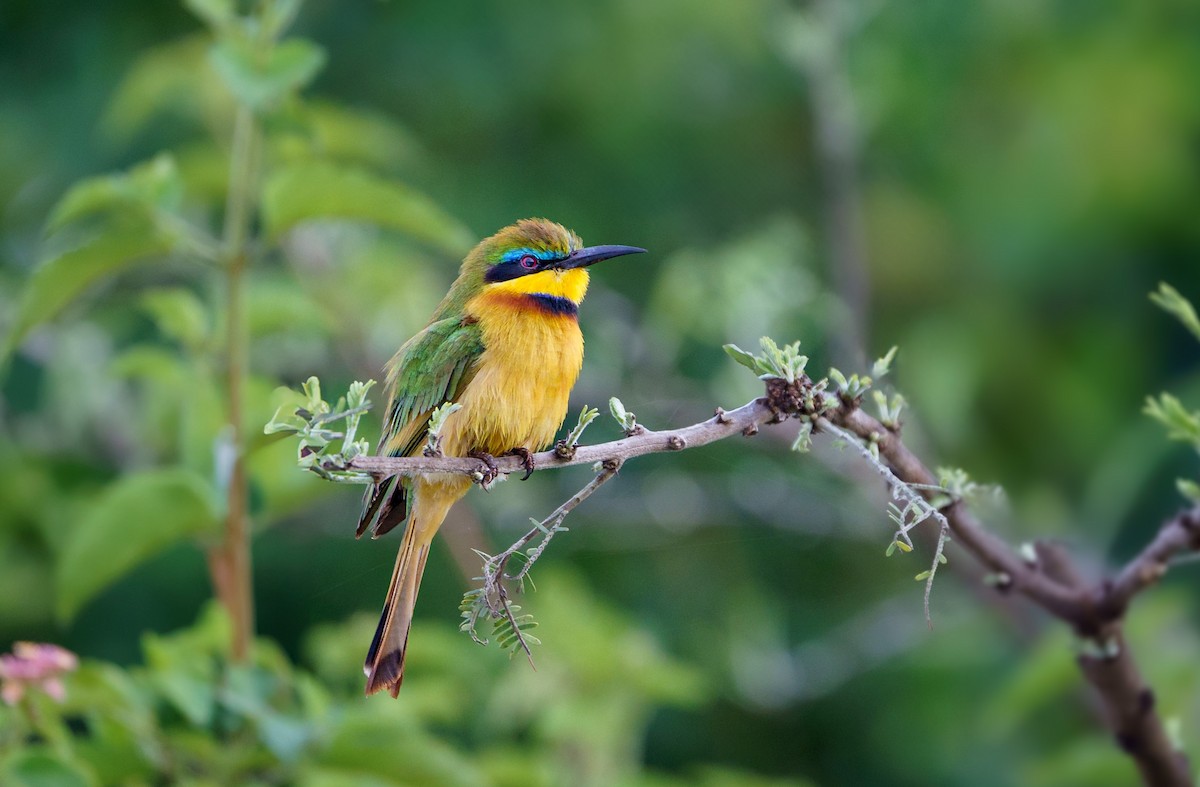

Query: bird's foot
[[506, 447, 536, 480], [469, 450, 500, 488]]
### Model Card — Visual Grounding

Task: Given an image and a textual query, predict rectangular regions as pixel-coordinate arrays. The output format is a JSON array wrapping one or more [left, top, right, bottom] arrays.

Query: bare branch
[[1099, 507, 1200, 620], [351, 398, 774, 478]]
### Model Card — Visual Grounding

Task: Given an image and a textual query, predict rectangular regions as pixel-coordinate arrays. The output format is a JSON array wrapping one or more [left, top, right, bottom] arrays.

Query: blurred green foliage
[[1, 0, 1199, 784]]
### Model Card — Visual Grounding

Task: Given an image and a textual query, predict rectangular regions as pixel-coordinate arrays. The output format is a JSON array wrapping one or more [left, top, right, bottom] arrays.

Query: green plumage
[[382, 317, 484, 459], [357, 316, 483, 538]]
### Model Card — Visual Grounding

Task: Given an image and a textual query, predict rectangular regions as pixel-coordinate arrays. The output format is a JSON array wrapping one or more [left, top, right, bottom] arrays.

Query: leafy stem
[[459, 460, 623, 663]]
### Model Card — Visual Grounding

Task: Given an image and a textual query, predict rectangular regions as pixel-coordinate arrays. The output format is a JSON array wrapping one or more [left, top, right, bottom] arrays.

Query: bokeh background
[[2, 0, 1200, 784]]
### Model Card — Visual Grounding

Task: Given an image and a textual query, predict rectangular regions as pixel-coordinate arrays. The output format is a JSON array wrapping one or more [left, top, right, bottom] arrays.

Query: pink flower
[[0, 642, 78, 705]]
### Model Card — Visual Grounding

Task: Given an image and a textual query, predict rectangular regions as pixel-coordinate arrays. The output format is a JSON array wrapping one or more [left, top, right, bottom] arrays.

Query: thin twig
[[833, 407, 1088, 623], [1099, 507, 1200, 620], [477, 459, 623, 664], [496, 459, 623, 585], [819, 418, 951, 625]]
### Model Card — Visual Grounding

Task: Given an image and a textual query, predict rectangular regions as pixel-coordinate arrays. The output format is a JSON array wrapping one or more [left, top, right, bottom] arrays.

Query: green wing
[[358, 316, 483, 538], [381, 315, 484, 458]]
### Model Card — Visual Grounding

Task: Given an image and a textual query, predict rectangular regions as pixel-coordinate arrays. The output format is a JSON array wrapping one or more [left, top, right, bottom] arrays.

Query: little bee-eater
[[358, 218, 645, 697]]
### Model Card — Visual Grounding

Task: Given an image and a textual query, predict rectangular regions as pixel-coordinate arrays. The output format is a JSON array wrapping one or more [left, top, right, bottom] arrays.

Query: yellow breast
[[439, 276, 586, 457]]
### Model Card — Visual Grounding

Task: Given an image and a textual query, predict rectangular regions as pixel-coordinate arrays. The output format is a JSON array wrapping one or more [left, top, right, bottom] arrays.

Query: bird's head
[[467, 218, 644, 305]]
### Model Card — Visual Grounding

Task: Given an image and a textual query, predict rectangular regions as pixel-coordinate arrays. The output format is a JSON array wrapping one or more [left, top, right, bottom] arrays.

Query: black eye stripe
[[485, 252, 566, 282]]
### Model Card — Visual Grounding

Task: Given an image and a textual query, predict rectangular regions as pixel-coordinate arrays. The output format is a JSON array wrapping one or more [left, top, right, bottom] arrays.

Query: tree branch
[[1099, 506, 1200, 620], [350, 399, 774, 478], [827, 404, 1194, 787], [828, 407, 1090, 625], [348, 379, 1195, 785]]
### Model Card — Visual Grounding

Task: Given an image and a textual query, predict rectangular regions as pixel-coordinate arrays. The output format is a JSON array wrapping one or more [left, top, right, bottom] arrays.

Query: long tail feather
[[363, 529, 429, 696], [363, 487, 457, 697]]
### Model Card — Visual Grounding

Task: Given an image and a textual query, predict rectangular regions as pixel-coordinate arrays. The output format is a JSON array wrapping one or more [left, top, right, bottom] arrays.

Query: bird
[[357, 218, 645, 697]]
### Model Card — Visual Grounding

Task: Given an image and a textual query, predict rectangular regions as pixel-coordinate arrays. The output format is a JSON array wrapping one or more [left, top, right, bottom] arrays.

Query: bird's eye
[[519, 255, 538, 270]]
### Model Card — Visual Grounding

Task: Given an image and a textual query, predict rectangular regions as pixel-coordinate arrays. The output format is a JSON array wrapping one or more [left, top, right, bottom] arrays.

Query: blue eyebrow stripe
[[500, 247, 561, 263]]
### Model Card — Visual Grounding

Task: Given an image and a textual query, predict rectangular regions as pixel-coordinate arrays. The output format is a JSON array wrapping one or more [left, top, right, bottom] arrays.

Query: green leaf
[[1178, 478, 1200, 504], [262, 0, 304, 42], [183, 0, 235, 31], [295, 101, 421, 171], [46, 154, 182, 234], [427, 401, 462, 437], [722, 343, 761, 372], [1150, 282, 1200, 343], [260, 161, 474, 256], [3, 221, 174, 362], [1, 751, 95, 787], [609, 396, 628, 424], [247, 275, 334, 337], [57, 469, 220, 621], [141, 288, 210, 350], [1144, 393, 1200, 445], [209, 37, 325, 111], [872, 345, 899, 378], [102, 36, 218, 142]]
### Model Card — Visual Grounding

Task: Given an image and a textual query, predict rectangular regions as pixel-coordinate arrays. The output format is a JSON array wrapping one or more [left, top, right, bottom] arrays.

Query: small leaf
[[184, 0, 235, 31], [260, 160, 473, 255], [57, 469, 220, 621], [426, 401, 462, 438], [1150, 283, 1200, 343], [1177, 478, 1200, 504], [264, 405, 303, 435], [791, 420, 813, 452], [262, 0, 303, 39], [1144, 393, 1200, 445], [209, 37, 325, 111], [872, 346, 899, 378], [914, 570, 932, 582], [3, 220, 174, 361], [722, 343, 760, 372], [609, 397, 628, 424], [301, 376, 326, 415], [564, 405, 600, 446], [1165, 716, 1185, 752], [346, 379, 376, 410]]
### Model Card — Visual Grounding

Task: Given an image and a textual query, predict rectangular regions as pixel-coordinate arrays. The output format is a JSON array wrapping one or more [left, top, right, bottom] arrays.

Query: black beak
[[558, 244, 646, 270]]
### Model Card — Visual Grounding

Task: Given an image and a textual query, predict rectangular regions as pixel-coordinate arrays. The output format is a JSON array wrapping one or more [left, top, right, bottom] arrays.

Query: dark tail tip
[[364, 649, 404, 697]]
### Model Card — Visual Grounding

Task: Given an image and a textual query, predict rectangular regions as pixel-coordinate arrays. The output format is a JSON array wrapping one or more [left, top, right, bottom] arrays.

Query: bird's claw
[[469, 450, 500, 488], [507, 447, 535, 480]]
